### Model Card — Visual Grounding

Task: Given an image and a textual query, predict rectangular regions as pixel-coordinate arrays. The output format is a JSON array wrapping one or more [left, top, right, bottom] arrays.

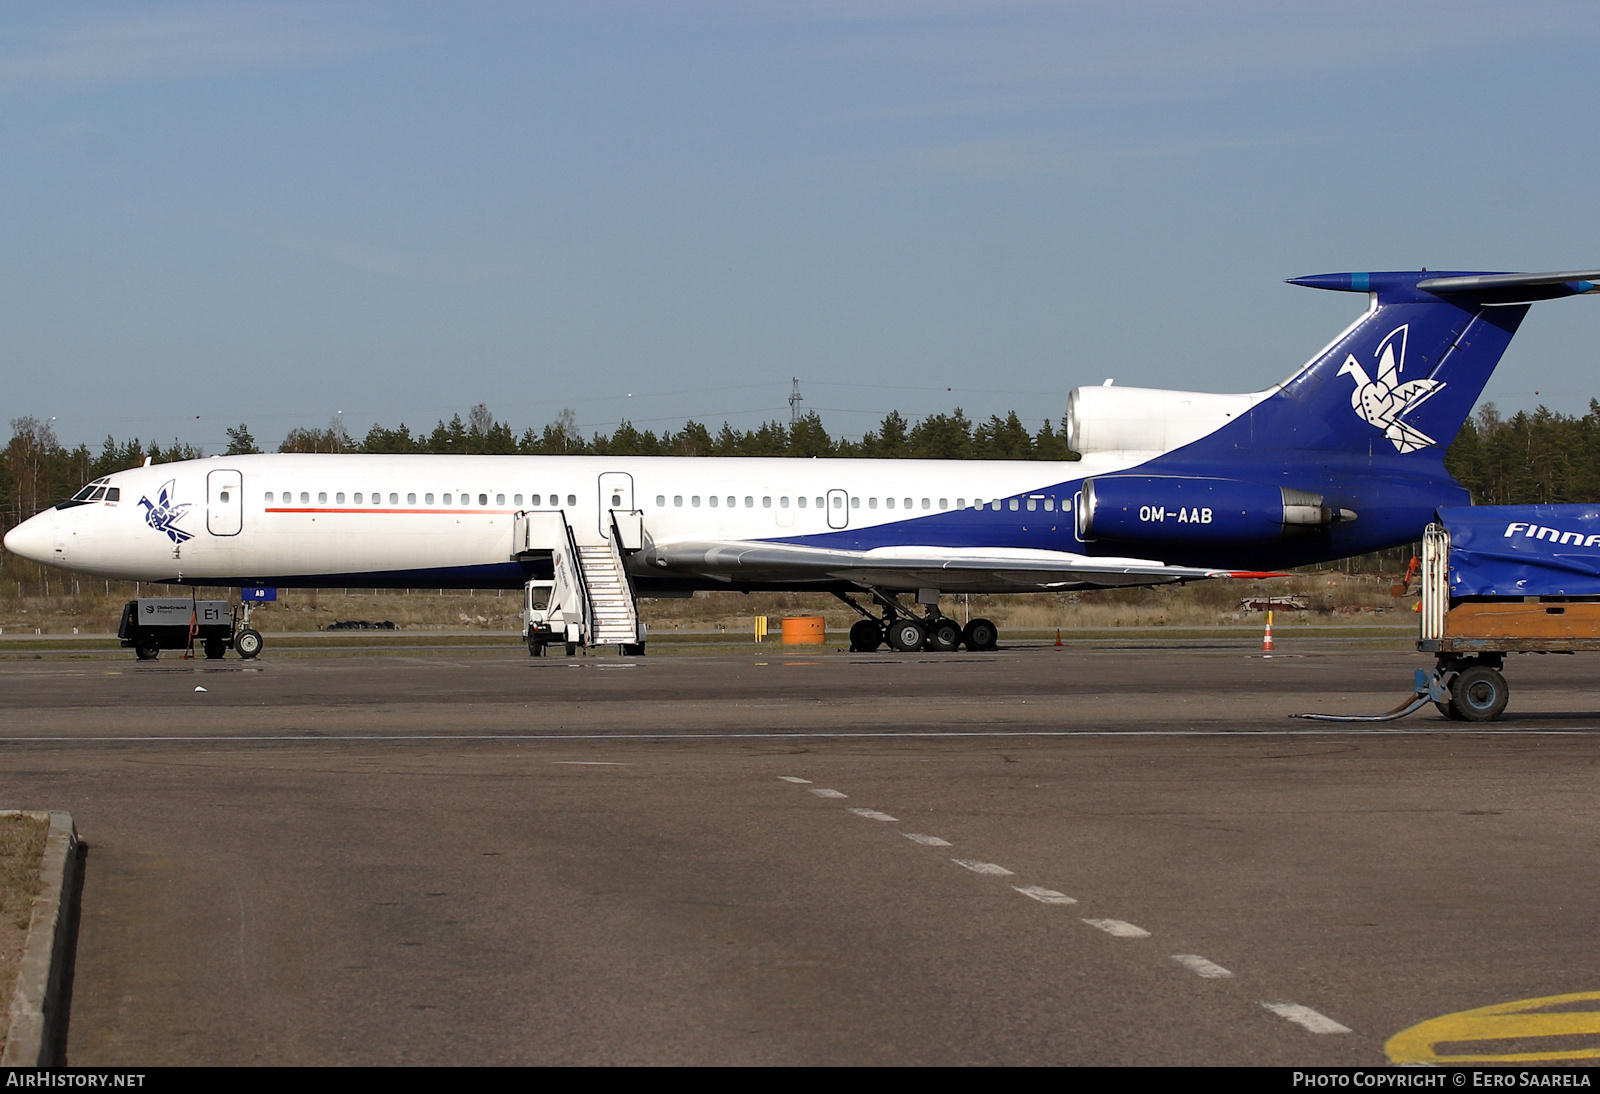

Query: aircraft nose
[[2, 510, 54, 564]]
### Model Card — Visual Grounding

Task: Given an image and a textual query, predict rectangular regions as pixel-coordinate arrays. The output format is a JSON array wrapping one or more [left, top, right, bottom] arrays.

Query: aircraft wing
[[650, 539, 1260, 592]]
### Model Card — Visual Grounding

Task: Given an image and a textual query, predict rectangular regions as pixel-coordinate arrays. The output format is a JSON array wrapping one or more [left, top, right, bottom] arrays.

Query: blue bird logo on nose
[[137, 480, 193, 544]]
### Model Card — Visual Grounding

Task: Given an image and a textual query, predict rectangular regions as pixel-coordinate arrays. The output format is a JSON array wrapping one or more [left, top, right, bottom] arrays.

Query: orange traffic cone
[[1261, 609, 1274, 653], [1054, 628, 1063, 649]]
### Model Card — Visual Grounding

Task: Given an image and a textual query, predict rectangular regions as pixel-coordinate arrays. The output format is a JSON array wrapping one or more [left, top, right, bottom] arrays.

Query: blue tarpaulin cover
[[1438, 505, 1600, 597]]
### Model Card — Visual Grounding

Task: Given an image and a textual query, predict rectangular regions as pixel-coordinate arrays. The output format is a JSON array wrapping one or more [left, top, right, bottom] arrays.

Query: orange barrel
[[780, 616, 826, 645]]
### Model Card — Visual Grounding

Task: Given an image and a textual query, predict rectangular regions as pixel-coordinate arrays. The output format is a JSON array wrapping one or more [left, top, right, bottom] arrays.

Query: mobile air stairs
[[512, 508, 648, 656]]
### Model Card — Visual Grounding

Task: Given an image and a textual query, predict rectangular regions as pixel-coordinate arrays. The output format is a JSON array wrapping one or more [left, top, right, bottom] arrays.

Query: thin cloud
[[0, 3, 413, 89], [787, 1, 1598, 109], [897, 133, 1323, 180], [280, 233, 527, 288], [110, 201, 525, 287]]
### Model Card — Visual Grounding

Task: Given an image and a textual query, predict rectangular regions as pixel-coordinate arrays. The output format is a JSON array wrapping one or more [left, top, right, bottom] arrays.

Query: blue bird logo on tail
[[138, 480, 193, 544]]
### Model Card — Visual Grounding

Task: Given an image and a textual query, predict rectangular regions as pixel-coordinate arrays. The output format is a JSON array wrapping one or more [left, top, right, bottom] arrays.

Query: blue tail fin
[[1146, 269, 1597, 561], [1225, 270, 1594, 459]]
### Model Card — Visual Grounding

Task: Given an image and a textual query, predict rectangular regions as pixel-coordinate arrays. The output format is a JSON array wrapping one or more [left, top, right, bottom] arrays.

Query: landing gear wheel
[[887, 619, 925, 652], [1450, 665, 1509, 722], [203, 637, 226, 660], [929, 619, 961, 652], [961, 618, 998, 652], [135, 642, 159, 662], [234, 628, 263, 659], [849, 619, 884, 652]]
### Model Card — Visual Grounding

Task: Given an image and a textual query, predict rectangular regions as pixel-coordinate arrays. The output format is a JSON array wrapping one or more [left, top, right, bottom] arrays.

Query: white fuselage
[[12, 451, 1153, 590]]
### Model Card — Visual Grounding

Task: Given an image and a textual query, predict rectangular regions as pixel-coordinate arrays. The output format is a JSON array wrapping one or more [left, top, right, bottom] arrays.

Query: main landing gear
[[837, 590, 999, 654]]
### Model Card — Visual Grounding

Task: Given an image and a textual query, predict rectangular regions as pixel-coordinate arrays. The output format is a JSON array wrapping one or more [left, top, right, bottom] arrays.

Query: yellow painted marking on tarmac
[[1386, 991, 1600, 1064]]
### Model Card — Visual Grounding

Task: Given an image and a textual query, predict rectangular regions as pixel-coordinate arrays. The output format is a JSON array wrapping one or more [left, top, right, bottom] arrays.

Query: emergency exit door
[[826, 488, 849, 529]]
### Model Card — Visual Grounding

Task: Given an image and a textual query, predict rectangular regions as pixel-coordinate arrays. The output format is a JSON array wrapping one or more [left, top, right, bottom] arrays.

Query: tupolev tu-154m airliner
[[6, 269, 1598, 656]]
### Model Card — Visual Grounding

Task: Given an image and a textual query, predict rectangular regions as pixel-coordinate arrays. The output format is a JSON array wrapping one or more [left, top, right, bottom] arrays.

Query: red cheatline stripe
[[264, 508, 517, 515]]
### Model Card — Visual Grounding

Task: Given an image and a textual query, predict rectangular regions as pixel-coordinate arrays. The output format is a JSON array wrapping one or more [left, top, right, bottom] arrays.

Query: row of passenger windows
[[260, 489, 1060, 513], [652, 494, 1059, 512], [265, 492, 578, 507]]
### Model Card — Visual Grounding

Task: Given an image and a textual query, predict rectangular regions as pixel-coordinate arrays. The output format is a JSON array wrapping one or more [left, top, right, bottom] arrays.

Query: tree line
[[275, 403, 1076, 462], [6, 399, 1600, 532], [1441, 402, 1600, 506], [2, 405, 1073, 528]]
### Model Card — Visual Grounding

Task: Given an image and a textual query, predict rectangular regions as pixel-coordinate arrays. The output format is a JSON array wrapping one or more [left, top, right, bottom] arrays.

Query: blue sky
[[3, 1, 1598, 451]]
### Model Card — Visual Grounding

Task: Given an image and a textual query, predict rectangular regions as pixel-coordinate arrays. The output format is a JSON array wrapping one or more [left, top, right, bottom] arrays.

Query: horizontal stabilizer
[[1289, 269, 1600, 305], [1417, 270, 1600, 294]]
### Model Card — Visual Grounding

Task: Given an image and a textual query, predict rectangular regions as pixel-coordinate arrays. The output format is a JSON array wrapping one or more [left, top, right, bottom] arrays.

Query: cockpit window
[[63, 478, 115, 507], [70, 478, 109, 502]]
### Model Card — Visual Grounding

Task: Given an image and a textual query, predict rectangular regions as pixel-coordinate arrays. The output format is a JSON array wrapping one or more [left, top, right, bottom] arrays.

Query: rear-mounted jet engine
[[1076, 476, 1355, 544]]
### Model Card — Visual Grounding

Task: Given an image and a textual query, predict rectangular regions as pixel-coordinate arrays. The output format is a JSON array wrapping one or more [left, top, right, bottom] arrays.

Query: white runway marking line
[[777, 776, 812, 783], [552, 761, 632, 766], [1170, 954, 1232, 979], [12, 728, 1594, 743], [1013, 885, 1076, 905], [1260, 1002, 1352, 1034], [809, 788, 847, 798], [1082, 918, 1151, 938], [952, 859, 1013, 876], [847, 807, 898, 822], [903, 833, 951, 847]]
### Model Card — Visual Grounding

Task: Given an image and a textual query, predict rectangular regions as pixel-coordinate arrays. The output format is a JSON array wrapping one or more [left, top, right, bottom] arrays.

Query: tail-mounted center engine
[[1076, 476, 1354, 544]]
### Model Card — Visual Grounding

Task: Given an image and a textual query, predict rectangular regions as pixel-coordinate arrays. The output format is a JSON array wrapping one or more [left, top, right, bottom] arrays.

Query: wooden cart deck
[[1420, 600, 1600, 653]]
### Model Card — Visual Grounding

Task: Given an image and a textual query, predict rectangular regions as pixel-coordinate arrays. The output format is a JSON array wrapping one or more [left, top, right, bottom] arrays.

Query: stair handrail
[[607, 509, 644, 641], [558, 509, 595, 643]]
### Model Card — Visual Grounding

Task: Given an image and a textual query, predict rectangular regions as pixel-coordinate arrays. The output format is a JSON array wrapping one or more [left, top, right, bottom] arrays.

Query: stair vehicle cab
[[523, 580, 559, 655]]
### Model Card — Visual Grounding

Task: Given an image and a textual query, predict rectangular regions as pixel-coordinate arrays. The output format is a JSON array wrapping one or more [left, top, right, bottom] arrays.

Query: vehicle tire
[[528, 641, 546, 657], [849, 619, 884, 652], [887, 618, 925, 652], [962, 618, 998, 652], [203, 637, 226, 660], [565, 642, 578, 657], [929, 619, 961, 652], [1450, 665, 1509, 722], [135, 641, 159, 661], [1434, 699, 1462, 720], [621, 643, 645, 656], [234, 628, 263, 659]]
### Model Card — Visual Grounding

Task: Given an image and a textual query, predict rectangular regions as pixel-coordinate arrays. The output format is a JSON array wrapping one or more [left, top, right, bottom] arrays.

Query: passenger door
[[597, 471, 634, 539], [207, 470, 243, 536]]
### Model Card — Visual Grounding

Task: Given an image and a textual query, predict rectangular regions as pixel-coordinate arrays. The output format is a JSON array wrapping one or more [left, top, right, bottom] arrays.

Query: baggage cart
[[1300, 504, 1600, 723]]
